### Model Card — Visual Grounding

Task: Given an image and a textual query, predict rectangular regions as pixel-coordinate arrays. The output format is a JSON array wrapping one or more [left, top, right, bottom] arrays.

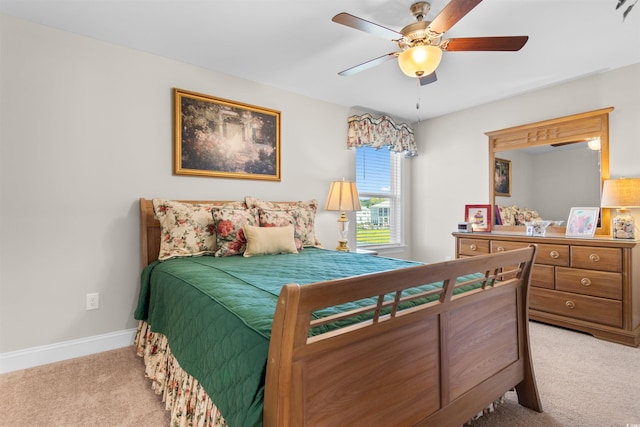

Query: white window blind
[[355, 146, 402, 247]]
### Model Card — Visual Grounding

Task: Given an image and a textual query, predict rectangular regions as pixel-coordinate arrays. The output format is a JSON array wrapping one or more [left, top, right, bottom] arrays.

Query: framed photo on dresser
[[566, 207, 599, 237], [465, 204, 492, 232]]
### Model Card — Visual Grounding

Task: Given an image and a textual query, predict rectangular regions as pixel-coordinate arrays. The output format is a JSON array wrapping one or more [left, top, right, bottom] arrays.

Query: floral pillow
[[153, 199, 217, 261], [212, 207, 258, 257], [259, 208, 303, 250], [498, 205, 543, 226], [245, 197, 321, 247]]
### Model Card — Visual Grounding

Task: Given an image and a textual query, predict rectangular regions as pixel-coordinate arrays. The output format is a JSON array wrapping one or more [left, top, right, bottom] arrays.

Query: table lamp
[[601, 177, 640, 239], [324, 180, 361, 251]]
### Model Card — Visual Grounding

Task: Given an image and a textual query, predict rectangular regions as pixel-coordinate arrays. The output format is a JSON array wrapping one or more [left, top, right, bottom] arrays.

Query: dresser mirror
[[486, 107, 613, 236]]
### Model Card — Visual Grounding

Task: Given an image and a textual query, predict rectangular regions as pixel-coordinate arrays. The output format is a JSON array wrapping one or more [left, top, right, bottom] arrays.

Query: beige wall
[[1, 16, 409, 354], [411, 63, 640, 262]]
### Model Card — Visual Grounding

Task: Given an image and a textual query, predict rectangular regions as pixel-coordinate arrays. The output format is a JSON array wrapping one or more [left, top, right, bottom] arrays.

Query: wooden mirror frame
[[486, 107, 614, 236]]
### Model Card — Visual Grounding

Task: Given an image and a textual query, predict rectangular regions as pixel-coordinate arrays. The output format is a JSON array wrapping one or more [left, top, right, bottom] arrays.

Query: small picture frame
[[494, 158, 512, 197], [566, 207, 600, 238], [465, 204, 492, 232]]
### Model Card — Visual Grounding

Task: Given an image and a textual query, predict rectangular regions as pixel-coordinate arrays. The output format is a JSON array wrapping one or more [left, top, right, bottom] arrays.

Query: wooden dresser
[[453, 232, 640, 346]]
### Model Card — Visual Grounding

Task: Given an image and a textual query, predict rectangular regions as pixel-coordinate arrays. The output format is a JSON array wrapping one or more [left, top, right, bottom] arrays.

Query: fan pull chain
[[415, 79, 422, 122]]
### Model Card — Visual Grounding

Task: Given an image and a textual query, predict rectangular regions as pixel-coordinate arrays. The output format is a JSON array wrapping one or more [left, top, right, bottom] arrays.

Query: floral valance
[[346, 113, 417, 157]]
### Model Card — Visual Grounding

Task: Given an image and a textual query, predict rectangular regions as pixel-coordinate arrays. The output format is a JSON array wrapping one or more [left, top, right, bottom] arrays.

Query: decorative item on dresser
[[601, 177, 640, 239], [453, 232, 640, 347]]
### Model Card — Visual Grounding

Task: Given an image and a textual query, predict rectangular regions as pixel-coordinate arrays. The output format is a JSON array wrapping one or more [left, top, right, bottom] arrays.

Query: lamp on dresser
[[601, 177, 640, 239], [325, 179, 361, 252]]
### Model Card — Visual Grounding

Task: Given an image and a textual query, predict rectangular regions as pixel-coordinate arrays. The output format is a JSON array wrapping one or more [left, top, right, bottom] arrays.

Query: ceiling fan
[[332, 0, 529, 86]]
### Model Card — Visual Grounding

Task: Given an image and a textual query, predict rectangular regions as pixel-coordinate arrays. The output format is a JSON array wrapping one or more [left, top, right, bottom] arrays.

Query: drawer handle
[[470, 244, 477, 251], [496, 246, 504, 252], [589, 254, 600, 262], [550, 250, 560, 259], [565, 301, 576, 309], [580, 278, 592, 287]]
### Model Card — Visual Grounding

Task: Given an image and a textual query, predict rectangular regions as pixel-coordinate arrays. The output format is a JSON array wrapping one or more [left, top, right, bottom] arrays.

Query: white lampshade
[[397, 45, 443, 78], [601, 178, 640, 208], [324, 180, 362, 212], [325, 180, 361, 251]]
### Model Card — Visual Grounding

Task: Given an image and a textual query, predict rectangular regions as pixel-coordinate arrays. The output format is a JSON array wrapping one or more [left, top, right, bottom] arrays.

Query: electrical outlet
[[86, 293, 99, 310]]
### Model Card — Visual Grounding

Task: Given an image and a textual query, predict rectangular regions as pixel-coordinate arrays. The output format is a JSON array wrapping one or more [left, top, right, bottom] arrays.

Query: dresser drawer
[[458, 238, 490, 256], [571, 246, 622, 272], [491, 241, 569, 266], [530, 288, 622, 328], [556, 267, 622, 300], [491, 240, 528, 253], [531, 264, 554, 289]]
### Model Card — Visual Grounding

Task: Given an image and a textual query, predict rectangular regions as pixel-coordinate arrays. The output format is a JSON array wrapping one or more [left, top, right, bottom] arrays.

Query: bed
[[134, 197, 542, 426]]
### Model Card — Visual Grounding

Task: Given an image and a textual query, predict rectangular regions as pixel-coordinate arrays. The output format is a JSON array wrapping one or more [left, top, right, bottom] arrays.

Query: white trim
[[0, 328, 137, 374]]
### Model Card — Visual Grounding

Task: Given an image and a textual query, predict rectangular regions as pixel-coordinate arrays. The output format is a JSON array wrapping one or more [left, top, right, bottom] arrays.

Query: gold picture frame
[[174, 88, 281, 181], [494, 158, 511, 197]]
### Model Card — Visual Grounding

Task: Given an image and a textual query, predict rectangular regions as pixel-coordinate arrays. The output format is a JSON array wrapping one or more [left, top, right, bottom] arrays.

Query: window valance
[[346, 113, 417, 157]]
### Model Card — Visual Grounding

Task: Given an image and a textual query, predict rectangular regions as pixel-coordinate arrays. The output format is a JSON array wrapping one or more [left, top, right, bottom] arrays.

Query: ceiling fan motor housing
[[398, 21, 442, 50]]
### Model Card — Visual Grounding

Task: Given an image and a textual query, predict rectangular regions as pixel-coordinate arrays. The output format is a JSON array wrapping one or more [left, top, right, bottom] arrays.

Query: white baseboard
[[0, 328, 137, 374]]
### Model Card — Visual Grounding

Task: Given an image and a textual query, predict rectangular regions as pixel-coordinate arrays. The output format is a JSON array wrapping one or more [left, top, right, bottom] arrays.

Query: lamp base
[[613, 208, 635, 239], [336, 240, 350, 252]]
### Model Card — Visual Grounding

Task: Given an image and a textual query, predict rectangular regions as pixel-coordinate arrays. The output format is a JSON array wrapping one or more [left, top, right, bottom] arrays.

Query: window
[[355, 146, 403, 248]]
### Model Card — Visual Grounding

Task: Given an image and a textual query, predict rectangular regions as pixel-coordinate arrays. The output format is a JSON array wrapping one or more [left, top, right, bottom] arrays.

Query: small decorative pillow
[[153, 199, 217, 261], [516, 208, 542, 225], [245, 197, 321, 247], [243, 224, 298, 257], [498, 205, 518, 226], [258, 208, 303, 250], [212, 207, 258, 257]]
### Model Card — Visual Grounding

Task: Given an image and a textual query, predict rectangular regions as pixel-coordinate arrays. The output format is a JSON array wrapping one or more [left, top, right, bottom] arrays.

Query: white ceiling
[[1, 0, 638, 122]]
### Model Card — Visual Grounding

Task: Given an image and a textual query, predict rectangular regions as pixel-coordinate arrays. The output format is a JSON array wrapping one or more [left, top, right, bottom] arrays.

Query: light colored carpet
[[0, 344, 170, 427], [1, 321, 638, 426], [467, 321, 640, 427]]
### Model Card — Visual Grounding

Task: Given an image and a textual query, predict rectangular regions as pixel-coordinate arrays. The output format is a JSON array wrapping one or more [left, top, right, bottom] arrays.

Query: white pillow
[[243, 224, 298, 257]]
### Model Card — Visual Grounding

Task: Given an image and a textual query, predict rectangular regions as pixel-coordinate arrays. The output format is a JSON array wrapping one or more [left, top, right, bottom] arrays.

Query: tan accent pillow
[[243, 224, 298, 257]]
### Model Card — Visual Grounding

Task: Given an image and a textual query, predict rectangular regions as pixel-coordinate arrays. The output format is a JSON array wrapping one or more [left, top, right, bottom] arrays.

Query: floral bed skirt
[[135, 320, 504, 427], [134, 320, 227, 427]]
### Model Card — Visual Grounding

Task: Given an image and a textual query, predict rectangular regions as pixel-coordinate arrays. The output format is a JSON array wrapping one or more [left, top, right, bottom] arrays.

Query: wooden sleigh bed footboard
[[264, 246, 542, 427]]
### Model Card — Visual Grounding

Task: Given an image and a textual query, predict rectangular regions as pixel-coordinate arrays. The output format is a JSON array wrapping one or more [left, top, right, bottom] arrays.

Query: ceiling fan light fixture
[[397, 45, 442, 78]]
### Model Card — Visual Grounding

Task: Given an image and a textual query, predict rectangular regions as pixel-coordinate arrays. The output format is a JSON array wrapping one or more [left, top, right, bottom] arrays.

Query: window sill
[[357, 244, 407, 256]]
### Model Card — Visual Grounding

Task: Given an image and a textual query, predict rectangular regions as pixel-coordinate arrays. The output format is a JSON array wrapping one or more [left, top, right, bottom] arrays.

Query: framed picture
[[494, 158, 511, 197], [465, 204, 492, 232], [566, 207, 600, 238], [174, 88, 281, 181]]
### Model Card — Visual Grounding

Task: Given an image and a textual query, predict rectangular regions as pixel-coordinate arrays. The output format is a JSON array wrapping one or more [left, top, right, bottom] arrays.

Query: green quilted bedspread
[[134, 248, 476, 427]]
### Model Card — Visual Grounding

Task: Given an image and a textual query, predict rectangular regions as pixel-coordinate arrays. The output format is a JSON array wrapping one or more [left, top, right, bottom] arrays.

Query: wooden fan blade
[[338, 52, 399, 76], [428, 0, 483, 34], [442, 36, 529, 51], [420, 72, 438, 86], [332, 12, 401, 40]]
